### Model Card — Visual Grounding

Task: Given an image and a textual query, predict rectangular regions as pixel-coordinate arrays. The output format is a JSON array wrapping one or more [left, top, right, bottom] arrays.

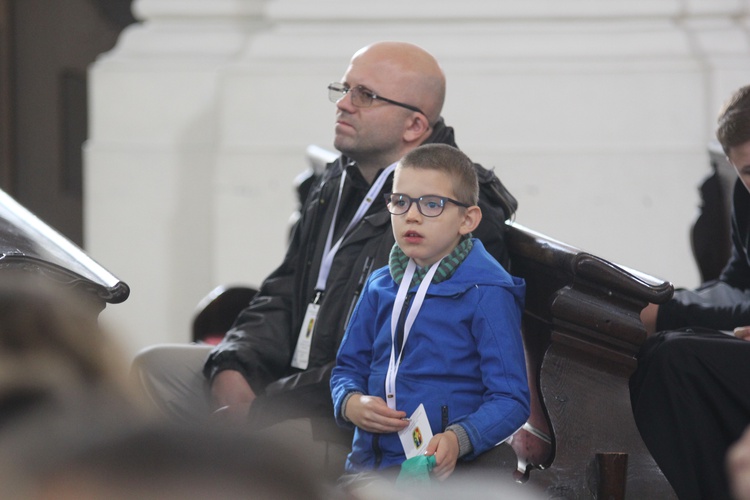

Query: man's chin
[[333, 139, 356, 157]]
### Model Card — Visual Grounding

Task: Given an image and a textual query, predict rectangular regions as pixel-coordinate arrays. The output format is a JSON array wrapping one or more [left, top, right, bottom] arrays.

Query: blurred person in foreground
[[0, 275, 332, 498], [0, 273, 140, 428]]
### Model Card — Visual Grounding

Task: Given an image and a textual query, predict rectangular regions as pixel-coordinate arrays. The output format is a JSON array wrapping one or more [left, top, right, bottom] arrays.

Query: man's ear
[[459, 206, 482, 235], [402, 113, 432, 143]]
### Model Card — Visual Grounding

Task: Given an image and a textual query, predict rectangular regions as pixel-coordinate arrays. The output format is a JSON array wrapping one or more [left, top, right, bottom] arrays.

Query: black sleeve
[[657, 281, 750, 331]]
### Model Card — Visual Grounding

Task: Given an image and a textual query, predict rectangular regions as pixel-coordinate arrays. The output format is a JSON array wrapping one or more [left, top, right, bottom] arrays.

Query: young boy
[[330, 144, 530, 480]]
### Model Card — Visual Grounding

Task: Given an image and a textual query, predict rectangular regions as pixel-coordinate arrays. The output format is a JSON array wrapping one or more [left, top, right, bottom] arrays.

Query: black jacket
[[658, 179, 750, 331], [204, 119, 517, 418]]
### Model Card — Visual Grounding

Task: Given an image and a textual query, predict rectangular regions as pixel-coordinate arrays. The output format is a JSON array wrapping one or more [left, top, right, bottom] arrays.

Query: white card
[[398, 403, 434, 459], [291, 302, 319, 369]]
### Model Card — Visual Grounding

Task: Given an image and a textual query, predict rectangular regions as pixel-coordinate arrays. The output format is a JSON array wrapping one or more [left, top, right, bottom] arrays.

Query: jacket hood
[[428, 239, 525, 301], [423, 117, 457, 148]]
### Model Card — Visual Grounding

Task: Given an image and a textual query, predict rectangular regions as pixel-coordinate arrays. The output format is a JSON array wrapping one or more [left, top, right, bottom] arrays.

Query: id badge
[[291, 302, 319, 370]]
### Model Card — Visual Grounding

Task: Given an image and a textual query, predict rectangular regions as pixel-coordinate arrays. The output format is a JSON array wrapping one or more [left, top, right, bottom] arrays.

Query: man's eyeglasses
[[328, 83, 425, 116], [384, 193, 470, 218]]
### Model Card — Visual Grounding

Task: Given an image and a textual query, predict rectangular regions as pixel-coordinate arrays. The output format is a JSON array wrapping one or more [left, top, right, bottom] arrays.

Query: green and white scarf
[[389, 238, 473, 287]]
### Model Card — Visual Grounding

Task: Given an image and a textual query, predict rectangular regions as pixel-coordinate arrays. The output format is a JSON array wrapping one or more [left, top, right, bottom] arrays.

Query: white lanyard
[[314, 163, 396, 292], [384, 258, 443, 410]]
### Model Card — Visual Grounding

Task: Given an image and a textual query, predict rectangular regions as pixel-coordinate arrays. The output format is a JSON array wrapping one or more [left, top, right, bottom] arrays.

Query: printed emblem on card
[[412, 427, 423, 448], [305, 318, 315, 338]]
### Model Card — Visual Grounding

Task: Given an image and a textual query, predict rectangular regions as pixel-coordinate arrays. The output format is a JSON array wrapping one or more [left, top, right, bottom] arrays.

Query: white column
[[86, 0, 268, 356]]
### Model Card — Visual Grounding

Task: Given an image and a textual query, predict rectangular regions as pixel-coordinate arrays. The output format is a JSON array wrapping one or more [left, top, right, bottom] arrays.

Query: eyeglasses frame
[[328, 83, 426, 116], [383, 193, 471, 218]]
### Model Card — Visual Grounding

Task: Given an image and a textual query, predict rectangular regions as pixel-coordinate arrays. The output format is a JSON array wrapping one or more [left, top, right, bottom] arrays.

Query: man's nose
[[336, 91, 357, 112]]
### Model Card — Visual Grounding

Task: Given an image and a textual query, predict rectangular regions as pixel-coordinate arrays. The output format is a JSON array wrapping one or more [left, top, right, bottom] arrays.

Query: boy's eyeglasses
[[328, 83, 425, 116], [384, 193, 470, 218]]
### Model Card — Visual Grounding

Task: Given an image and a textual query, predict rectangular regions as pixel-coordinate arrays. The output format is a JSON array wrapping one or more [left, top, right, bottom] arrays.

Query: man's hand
[[735, 326, 750, 341], [210, 369, 256, 424], [640, 303, 659, 335], [344, 394, 408, 433], [425, 431, 460, 481]]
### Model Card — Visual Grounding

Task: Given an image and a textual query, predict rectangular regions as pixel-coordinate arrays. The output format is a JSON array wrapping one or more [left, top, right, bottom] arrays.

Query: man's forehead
[[343, 54, 406, 85]]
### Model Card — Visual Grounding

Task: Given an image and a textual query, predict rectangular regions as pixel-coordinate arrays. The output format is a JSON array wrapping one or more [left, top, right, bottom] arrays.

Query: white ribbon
[[384, 257, 443, 410]]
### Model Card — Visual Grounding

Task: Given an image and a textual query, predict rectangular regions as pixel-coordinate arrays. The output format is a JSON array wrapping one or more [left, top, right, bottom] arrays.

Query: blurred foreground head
[[0, 273, 131, 424], [0, 421, 335, 500], [0, 275, 335, 499]]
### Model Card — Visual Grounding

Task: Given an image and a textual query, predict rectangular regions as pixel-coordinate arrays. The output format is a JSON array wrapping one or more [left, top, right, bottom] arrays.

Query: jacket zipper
[[395, 292, 414, 361], [373, 435, 383, 469]]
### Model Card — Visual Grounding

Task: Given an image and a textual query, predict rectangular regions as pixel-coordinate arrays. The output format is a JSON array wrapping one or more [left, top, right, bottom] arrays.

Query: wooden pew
[[503, 222, 676, 499], [0, 188, 129, 313]]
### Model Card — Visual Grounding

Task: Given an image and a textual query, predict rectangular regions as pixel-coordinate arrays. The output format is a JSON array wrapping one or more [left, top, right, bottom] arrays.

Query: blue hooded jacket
[[331, 239, 529, 472]]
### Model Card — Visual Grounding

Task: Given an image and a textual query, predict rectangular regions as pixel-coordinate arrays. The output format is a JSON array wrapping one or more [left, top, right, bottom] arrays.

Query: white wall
[[85, 0, 750, 358]]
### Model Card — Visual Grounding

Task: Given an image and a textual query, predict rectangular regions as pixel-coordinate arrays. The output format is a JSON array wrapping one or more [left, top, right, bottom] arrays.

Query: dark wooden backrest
[[505, 222, 676, 499], [0, 188, 129, 312]]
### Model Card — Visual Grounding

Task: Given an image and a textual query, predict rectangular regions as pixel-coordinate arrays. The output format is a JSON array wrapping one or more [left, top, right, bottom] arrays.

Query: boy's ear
[[459, 205, 482, 235]]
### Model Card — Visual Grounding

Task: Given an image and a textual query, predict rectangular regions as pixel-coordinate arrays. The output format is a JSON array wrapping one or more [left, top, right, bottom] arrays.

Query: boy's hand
[[425, 431, 460, 481], [345, 394, 408, 433]]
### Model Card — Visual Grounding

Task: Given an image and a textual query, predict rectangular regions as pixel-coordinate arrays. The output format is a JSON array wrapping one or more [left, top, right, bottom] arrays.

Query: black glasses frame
[[383, 193, 470, 218], [328, 83, 426, 116]]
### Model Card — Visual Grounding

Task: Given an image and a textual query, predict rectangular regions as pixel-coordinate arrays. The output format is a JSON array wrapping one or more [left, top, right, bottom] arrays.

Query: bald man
[[132, 41, 515, 478], [331, 41, 445, 183]]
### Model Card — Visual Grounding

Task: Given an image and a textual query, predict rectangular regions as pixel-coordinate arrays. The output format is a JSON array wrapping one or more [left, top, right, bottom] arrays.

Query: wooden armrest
[[504, 222, 676, 499]]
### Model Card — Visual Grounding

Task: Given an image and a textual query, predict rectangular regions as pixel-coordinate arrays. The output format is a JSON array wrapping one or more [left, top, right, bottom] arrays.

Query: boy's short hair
[[717, 85, 750, 155], [398, 144, 479, 205]]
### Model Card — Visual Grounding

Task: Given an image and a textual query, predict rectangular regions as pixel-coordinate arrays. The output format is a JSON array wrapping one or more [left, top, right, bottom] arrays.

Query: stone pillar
[[86, 0, 268, 354]]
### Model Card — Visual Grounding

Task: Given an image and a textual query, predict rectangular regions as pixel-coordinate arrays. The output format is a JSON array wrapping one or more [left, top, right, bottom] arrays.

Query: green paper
[[396, 454, 437, 486]]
